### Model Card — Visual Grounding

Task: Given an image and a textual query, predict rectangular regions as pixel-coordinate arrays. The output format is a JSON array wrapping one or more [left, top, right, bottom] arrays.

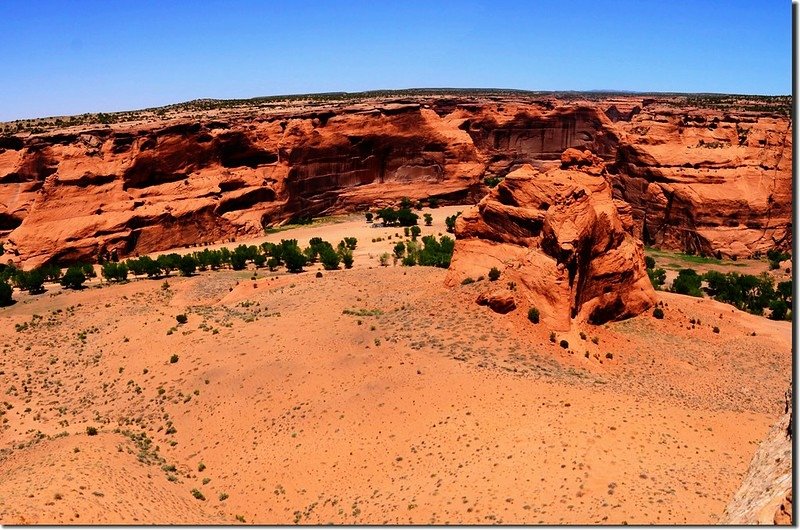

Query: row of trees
[[651, 265, 791, 321], [0, 235, 361, 303]]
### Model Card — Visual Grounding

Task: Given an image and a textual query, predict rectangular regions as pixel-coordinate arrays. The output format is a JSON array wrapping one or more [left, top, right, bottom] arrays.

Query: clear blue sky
[[0, 1, 791, 121]]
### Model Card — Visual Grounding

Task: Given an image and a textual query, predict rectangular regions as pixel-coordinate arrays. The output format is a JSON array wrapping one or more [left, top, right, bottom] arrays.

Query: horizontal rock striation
[[0, 94, 790, 267]]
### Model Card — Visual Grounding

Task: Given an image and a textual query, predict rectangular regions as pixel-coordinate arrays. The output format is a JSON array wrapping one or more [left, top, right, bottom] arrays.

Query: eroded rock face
[[721, 384, 793, 525], [0, 94, 791, 267], [445, 158, 656, 330]]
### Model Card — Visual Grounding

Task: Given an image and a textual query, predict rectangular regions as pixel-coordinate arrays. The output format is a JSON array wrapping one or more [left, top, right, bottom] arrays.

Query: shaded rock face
[[721, 384, 793, 525], [0, 95, 791, 267], [445, 159, 656, 330]]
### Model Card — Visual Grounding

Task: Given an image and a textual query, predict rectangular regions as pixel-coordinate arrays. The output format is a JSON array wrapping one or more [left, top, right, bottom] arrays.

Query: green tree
[[61, 266, 86, 289], [282, 243, 306, 273], [319, 246, 341, 270], [410, 225, 421, 240], [179, 255, 198, 276], [423, 213, 433, 226], [393, 242, 405, 259]]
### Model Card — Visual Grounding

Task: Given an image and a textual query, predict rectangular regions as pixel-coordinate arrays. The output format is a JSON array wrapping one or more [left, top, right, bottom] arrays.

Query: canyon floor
[[0, 207, 791, 524]]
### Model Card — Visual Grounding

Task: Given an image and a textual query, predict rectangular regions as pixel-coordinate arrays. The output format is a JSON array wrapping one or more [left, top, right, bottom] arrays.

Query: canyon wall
[[0, 94, 791, 267]]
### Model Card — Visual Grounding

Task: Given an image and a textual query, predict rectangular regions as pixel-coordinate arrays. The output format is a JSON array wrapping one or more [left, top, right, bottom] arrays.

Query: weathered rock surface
[[445, 158, 656, 329], [476, 289, 517, 314], [0, 93, 791, 267], [721, 384, 793, 525]]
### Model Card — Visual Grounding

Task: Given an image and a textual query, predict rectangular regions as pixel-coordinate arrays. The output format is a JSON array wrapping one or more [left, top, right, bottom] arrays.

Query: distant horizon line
[[3, 87, 792, 124]]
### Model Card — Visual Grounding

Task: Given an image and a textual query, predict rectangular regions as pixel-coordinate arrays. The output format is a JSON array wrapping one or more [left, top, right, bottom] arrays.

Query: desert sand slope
[[0, 216, 790, 525]]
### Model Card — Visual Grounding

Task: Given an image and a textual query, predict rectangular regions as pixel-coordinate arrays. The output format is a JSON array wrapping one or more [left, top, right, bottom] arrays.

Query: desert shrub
[[60, 266, 86, 289], [461, 277, 475, 285], [86, 426, 98, 436], [417, 235, 455, 268], [488, 267, 501, 282], [579, 331, 587, 340], [339, 248, 354, 269], [393, 242, 406, 259], [40, 263, 62, 282], [0, 281, 12, 306], [191, 489, 205, 501], [549, 332, 556, 343], [81, 263, 97, 278], [767, 249, 790, 270], [671, 269, 702, 297], [397, 208, 419, 227], [315, 271, 323, 278], [647, 267, 666, 289], [14, 269, 46, 293], [230, 252, 247, 271], [527, 307, 540, 324], [445, 213, 461, 233], [423, 213, 433, 226], [170, 354, 179, 363], [282, 241, 306, 273], [769, 299, 789, 321], [645, 256, 656, 269], [365, 212, 373, 222], [379, 253, 391, 266], [653, 307, 664, 319], [377, 207, 398, 226], [402, 255, 417, 266], [410, 225, 421, 239], [176, 314, 188, 324], [712, 326, 720, 333], [484, 176, 501, 188], [559, 339, 569, 349], [102, 262, 129, 282], [319, 246, 341, 270], [341, 237, 357, 250]]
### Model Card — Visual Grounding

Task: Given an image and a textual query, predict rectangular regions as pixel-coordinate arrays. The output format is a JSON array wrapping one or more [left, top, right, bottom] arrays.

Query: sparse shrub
[[365, 212, 373, 223], [86, 426, 98, 436], [712, 326, 720, 333], [423, 213, 433, 226], [170, 354, 179, 364], [653, 307, 665, 319], [488, 267, 501, 281], [645, 256, 656, 269], [315, 271, 323, 278], [393, 242, 406, 259], [379, 253, 391, 266], [579, 331, 587, 340], [191, 489, 205, 501], [559, 339, 569, 349], [339, 248, 354, 269], [605, 352, 613, 360], [198, 462, 206, 472], [591, 336, 599, 345], [176, 314, 188, 324], [549, 332, 556, 343], [527, 307, 540, 324], [219, 492, 229, 501], [410, 225, 421, 240], [461, 277, 475, 285]]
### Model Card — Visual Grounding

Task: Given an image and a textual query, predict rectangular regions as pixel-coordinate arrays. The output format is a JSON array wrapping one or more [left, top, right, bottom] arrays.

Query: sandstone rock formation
[[445, 157, 656, 330], [721, 384, 793, 525], [0, 92, 790, 267]]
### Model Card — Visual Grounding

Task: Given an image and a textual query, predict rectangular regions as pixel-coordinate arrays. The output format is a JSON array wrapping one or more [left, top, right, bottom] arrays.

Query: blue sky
[[0, 1, 791, 121]]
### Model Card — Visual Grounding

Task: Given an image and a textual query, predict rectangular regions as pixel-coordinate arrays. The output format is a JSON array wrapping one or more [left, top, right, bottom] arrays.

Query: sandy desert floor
[[0, 207, 791, 524]]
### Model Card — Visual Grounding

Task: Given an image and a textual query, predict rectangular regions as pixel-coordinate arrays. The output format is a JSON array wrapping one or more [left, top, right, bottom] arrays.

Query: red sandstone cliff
[[0, 93, 791, 267], [444, 154, 656, 330]]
